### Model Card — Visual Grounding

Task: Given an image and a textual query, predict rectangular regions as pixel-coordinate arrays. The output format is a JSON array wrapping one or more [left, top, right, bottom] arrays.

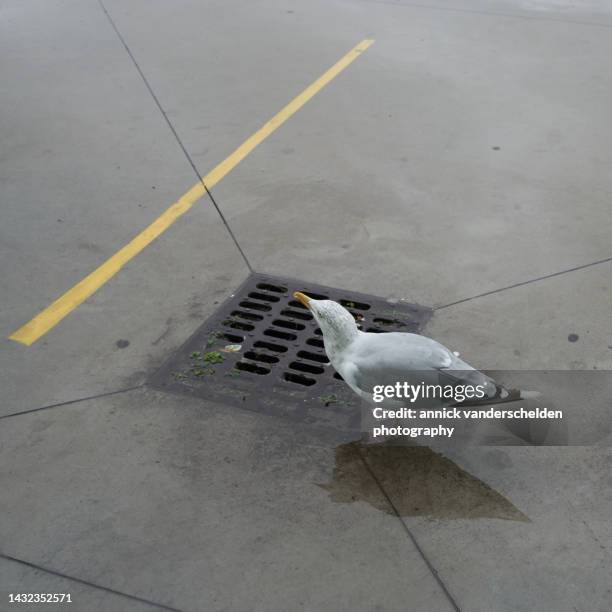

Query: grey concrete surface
[[0, 389, 454, 612], [0, 199, 247, 416], [1, 0, 611, 610], [399, 444, 612, 611], [0, 558, 162, 612], [0, 0, 248, 416], [428, 261, 612, 370], [101, 0, 612, 303]]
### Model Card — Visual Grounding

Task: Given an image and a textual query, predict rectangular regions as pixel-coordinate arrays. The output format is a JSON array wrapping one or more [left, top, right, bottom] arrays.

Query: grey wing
[[342, 332, 496, 400]]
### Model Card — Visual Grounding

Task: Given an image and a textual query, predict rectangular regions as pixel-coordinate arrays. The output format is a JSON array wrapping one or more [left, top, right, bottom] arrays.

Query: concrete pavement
[[1, 0, 611, 610]]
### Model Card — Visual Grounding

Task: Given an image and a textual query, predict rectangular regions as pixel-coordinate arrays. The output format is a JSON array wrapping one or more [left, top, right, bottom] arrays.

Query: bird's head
[[293, 292, 359, 358]]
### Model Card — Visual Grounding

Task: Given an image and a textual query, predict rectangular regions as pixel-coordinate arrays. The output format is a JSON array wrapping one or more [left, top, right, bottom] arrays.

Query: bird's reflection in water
[[318, 440, 529, 522]]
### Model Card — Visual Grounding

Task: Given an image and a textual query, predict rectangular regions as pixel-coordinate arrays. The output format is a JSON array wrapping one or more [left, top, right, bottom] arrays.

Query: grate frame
[[149, 273, 432, 431]]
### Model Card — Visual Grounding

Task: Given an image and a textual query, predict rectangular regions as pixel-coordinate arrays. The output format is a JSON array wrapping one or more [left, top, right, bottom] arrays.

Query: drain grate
[[150, 274, 432, 431]]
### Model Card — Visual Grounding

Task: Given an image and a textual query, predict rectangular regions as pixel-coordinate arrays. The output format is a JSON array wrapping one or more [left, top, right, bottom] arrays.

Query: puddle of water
[[318, 441, 529, 522]]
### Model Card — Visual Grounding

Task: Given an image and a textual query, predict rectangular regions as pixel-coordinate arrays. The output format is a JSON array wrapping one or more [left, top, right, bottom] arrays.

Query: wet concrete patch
[[319, 441, 529, 522]]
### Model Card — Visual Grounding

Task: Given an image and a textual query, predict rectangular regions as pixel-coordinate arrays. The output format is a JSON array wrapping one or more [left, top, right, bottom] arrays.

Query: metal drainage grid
[[150, 274, 432, 431]]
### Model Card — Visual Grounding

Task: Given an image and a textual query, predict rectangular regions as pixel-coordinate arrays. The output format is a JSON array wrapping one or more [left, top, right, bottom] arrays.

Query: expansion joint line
[[356, 446, 462, 612], [97, 0, 253, 273], [0, 553, 182, 611], [0, 385, 144, 420]]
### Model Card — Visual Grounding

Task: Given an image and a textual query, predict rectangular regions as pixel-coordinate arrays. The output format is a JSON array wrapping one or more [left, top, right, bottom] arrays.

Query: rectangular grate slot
[[306, 338, 324, 349], [244, 351, 279, 364], [273, 319, 305, 331], [284, 372, 316, 386], [224, 320, 254, 331], [365, 327, 383, 333], [239, 300, 271, 312], [297, 290, 328, 300], [257, 282, 287, 293], [264, 328, 297, 341], [373, 317, 405, 326], [150, 273, 432, 430], [219, 332, 244, 343], [231, 310, 264, 322], [253, 340, 287, 353], [236, 361, 270, 375], [297, 350, 329, 364], [289, 361, 325, 375], [339, 299, 371, 311], [280, 308, 312, 321], [249, 291, 280, 303]]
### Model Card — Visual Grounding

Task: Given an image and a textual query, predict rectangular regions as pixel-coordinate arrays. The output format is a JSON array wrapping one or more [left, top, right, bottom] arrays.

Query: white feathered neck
[[309, 300, 360, 362]]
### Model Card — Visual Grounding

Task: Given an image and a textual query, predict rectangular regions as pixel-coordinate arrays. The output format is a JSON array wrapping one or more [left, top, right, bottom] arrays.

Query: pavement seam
[[356, 448, 462, 612], [359, 0, 612, 30], [434, 255, 612, 310], [0, 553, 182, 611], [96, 0, 253, 273], [0, 385, 144, 421]]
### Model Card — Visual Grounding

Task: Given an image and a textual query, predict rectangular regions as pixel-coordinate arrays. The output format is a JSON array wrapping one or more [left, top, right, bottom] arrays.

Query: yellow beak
[[293, 291, 312, 309]]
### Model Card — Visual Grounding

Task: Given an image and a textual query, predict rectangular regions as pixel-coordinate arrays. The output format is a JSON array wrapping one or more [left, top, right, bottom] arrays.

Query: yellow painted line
[[9, 39, 375, 346]]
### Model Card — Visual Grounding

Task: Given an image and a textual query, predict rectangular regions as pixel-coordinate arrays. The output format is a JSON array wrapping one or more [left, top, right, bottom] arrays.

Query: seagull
[[293, 292, 534, 408]]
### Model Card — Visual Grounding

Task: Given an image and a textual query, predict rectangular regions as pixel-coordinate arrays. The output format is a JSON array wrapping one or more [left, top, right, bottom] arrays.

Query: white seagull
[[293, 291, 534, 408]]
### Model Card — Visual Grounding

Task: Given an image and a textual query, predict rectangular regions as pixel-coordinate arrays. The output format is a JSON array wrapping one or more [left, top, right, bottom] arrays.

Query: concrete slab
[[4, 0, 611, 416], [0, 0, 248, 416], [426, 260, 612, 370], [1, 0, 197, 317], [2, 0, 611, 610], [0, 557, 162, 612], [101, 0, 612, 305], [100, 0, 374, 175], [214, 10, 612, 304], [0, 199, 247, 417], [393, 444, 612, 612], [384, 0, 612, 27], [0, 388, 455, 612]]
